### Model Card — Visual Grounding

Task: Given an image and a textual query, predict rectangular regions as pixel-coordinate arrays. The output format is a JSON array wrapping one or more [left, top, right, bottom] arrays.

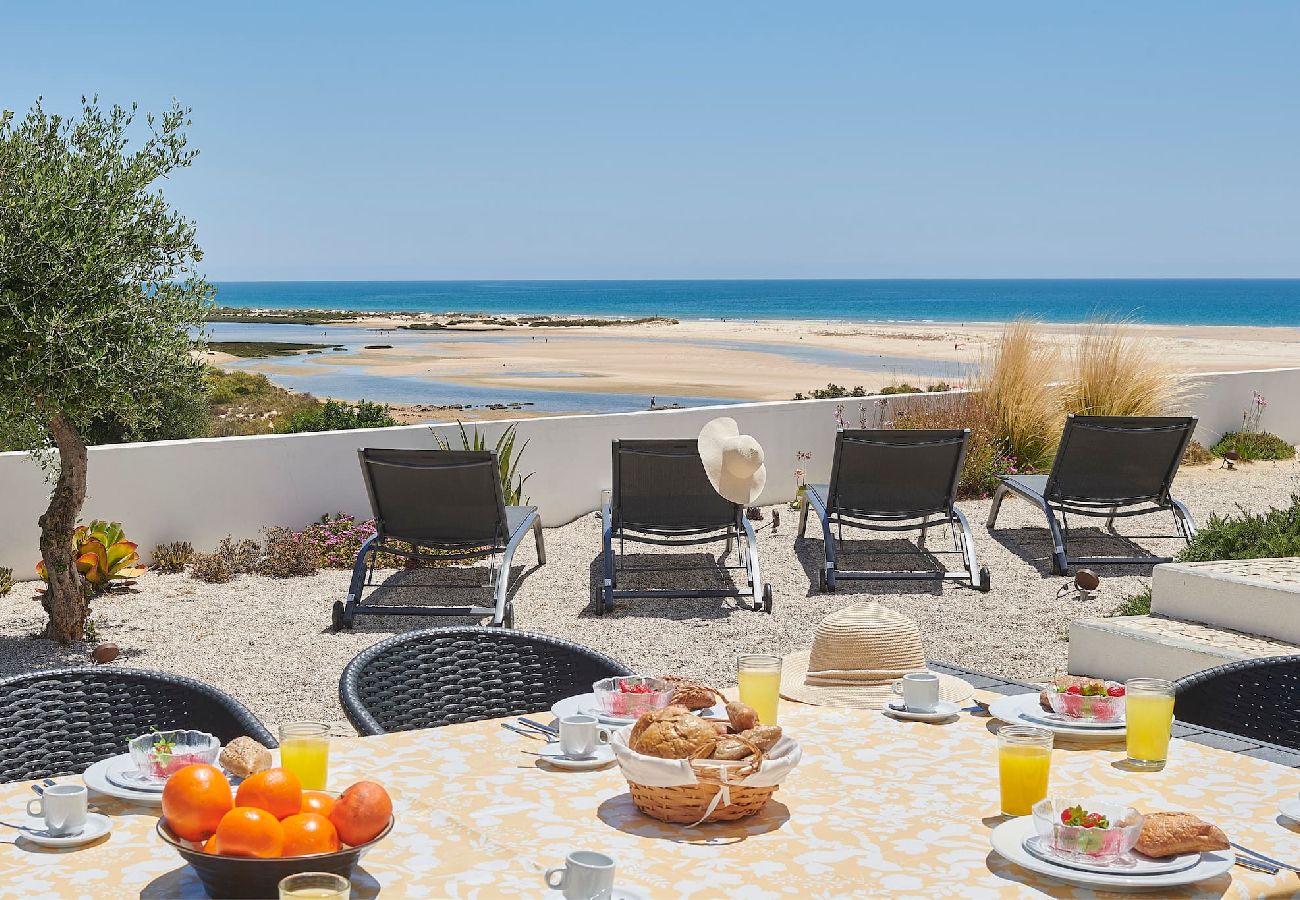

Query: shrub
[[1182, 440, 1213, 466], [877, 383, 921, 396], [218, 536, 262, 574], [1179, 495, 1300, 562], [927, 382, 952, 392], [889, 393, 1020, 499], [1109, 588, 1152, 617], [277, 399, 397, 434], [151, 541, 194, 573], [1210, 431, 1295, 462], [1061, 321, 1179, 418], [977, 320, 1061, 472], [0, 567, 13, 597], [189, 552, 235, 584], [793, 383, 868, 400], [257, 527, 319, 578], [433, 422, 532, 505]]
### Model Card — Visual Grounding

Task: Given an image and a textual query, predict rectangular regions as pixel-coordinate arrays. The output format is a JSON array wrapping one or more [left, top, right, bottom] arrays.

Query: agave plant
[[37, 520, 147, 592], [431, 422, 532, 505]]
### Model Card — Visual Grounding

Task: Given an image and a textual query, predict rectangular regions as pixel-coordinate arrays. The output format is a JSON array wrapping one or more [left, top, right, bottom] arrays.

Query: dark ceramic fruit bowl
[[156, 817, 393, 899]]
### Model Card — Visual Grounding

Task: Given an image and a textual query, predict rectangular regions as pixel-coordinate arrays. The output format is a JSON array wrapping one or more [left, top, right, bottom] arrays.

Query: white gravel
[[2, 459, 1296, 736]]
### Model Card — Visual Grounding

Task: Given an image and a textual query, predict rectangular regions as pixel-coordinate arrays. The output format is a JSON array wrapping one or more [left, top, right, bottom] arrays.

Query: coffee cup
[[891, 672, 940, 713], [558, 715, 611, 759], [27, 784, 88, 836], [544, 850, 615, 900]]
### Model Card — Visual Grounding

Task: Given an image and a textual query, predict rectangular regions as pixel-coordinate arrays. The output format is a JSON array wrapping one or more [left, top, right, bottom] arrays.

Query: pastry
[[726, 700, 759, 731], [1136, 812, 1229, 858], [629, 707, 719, 759], [661, 676, 723, 711], [218, 736, 272, 779], [710, 725, 782, 760]]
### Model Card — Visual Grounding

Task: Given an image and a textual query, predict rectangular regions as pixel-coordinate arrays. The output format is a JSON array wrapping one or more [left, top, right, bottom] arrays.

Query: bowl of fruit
[[592, 676, 673, 719], [1045, 678, 1126, 722], [128, 730, 221, 786], [156, 764, 393, 900], [1032, 799, 1145, 865]]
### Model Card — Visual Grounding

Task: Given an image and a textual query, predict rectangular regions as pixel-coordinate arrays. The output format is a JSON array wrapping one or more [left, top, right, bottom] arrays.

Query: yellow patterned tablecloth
[[1, 697, 1298, 899]]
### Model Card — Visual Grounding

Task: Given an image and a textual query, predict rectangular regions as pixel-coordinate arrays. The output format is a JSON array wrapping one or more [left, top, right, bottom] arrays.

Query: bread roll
[[219, 736, 272, 779], [629, 707, 718, 759]]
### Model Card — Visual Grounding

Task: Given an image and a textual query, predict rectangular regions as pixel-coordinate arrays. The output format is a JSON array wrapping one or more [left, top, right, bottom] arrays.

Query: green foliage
[[276, 399, 397, 434], [1179, 495, 1300, 562], [1108, 588, 1152, 617], [188, 552, 235, 584], [433, 422, 532, 505], [0, 567, 13, 597], [1210, 431, 1295, 462], [256, 527, 318, 578], [877, 383, 922, 396], [187, 535, 260, 583], [82, 378, 209, 446], [37, 520, 145, 593], [0, 97, 213, 457], [151, 542, 194, 574], [793, 383, 868, 400], [927, 382, 952, 392], [207, 341, 342, 358]]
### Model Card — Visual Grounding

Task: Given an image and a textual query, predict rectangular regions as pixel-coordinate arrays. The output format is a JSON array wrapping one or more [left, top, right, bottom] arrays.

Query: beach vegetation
[[793, 384, 868, 400], [277, 399, 397, 434], [206, 369, 318, 436], [887, 393, 1020, 499], [1179, 494, 1300, 562], [205, 308, 354, 325], [1060, 321, 1179, 418], [206, 341, 343, 358], [976, 319, 1062, 472], [0, 97, 211, 641], [432, 422, 532, 505], [1209, 392, 1295, 461]]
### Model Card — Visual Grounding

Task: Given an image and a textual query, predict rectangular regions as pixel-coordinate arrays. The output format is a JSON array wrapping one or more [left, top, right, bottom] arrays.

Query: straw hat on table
[[780, 602, 974, 709], [697, 417, 766, 506]]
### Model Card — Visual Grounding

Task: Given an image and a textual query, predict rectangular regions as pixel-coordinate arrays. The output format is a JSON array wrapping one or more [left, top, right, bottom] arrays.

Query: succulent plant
[[151, 541, 194, 574], [0, 567, 13, 597], [36, 520, 145, 593]]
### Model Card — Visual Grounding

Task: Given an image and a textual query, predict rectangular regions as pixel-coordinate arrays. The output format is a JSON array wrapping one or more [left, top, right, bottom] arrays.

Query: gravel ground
[[2, 459, 1296, 735]]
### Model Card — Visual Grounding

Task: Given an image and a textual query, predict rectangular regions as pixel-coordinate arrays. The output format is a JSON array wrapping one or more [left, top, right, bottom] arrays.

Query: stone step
[[1152, 558, 1300, 644], [1068, 614, 1300, 682]]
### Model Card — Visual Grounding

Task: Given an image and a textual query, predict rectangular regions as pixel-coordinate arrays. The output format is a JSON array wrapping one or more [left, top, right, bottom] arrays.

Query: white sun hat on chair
[[698, 417, 767, 506]]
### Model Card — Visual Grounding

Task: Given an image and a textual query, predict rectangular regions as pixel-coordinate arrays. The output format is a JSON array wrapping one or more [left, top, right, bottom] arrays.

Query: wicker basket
[[622, 737, 786, 824]]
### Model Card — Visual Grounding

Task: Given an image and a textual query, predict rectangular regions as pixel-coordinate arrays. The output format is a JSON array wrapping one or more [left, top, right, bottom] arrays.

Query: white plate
[[988, 694, 1127, 741], [83, 754, 164, 805], [1023, 834, 1200, 875], [991, 816, 1232, 892], [1280, 797, 1300, 822], [544, 888, 648, 900], [535, 743, 617, 770], [883, 700, 961, 723], [550, 693, 723, 727], [13, 812, 112, 848], [1019, 703, 1126, 731]]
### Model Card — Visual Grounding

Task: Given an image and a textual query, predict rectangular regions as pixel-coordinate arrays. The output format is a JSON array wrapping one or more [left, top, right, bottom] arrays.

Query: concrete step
[[1068, 614, 1300, 682], [1152, 558, 1300, 644]]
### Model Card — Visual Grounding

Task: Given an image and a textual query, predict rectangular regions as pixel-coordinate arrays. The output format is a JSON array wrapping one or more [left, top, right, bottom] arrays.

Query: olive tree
[[0, 98, 212, 642]]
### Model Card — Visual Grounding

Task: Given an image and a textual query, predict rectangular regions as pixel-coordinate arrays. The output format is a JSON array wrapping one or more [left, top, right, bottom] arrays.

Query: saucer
[[551, 693, 724, 727], [1023, 834, 1200, 875], [83, 754, 163, 805], [544, 887, 648, 900], [13, 812, 111, 848], [1279, 797, 1300, 823], [884, 700, 961, 722], [536, 743, 616, 770]]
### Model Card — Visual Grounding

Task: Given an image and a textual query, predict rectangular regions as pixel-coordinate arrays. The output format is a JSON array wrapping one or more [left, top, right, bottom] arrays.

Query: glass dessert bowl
[[1032, 799, 1145, 864], [591, 676, 673, 719]]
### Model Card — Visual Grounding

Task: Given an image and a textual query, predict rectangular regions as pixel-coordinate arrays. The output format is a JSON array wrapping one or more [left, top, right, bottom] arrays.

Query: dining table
[[1, 664, 1298, 899]]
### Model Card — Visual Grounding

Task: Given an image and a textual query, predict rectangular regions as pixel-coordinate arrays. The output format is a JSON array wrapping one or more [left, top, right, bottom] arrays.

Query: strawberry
[[1066, 684, 1082, 695], [1106, 684, 1125, 697]]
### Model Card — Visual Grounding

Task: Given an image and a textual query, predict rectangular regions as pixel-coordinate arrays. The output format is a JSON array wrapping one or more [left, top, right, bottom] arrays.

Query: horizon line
[[207, 275, 1300, 284]]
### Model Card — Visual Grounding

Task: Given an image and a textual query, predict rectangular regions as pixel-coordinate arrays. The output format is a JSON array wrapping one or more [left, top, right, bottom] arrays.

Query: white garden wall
[[2, 366, 1298, 579]]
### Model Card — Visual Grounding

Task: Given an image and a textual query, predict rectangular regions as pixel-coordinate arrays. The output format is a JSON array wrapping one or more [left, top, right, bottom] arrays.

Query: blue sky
[[3, 2, 1297, 279]]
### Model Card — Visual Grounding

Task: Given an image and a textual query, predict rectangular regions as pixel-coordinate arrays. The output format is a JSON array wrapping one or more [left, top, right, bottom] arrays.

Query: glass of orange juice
[[1125, 678, 1176, 770], [737, 653, 782, 725], [279, 722, 330, 790], [998, 725, 1052, 816]]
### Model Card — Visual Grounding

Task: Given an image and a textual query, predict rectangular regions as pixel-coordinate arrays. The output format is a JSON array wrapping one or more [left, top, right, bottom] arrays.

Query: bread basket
[[611, 726, 801, 825]]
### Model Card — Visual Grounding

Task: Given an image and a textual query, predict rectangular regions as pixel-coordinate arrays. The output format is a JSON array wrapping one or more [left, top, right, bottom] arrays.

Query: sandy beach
[[207, 315, 1300, 421]]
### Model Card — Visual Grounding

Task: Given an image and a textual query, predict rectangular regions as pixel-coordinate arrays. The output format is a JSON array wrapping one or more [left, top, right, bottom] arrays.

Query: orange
[[162, 764, 234, 842], [329, 780, 392, 846], [300, 791, 335, 817], [202, 835, 218, 854], [234, 767, 302, 820], [212, 806, 284, 858], [280, 812, 340, 856]]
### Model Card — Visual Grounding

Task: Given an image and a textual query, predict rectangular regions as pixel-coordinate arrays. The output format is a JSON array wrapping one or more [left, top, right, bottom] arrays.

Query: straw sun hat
[[698, 417, 766, 506], [780, 602, 974, 709]]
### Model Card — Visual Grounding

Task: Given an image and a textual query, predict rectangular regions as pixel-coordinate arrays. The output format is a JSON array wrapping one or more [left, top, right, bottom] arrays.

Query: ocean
[[212, 279, 1300, 327]]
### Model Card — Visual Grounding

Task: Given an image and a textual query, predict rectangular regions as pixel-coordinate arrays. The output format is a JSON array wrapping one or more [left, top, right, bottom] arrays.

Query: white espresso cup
[[544, 850, 615, 900], [891, 672, 940, 713], [27, 784, 88, 836], [558, 715, 612, 758]]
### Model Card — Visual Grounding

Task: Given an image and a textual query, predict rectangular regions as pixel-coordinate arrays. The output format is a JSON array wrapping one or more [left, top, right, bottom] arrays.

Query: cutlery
[[30, 785, 43, 796], [1231, 842, 1297, 873], [501, 723, 547, 741], [517, 717, 558, 736], [43, 779, 55, 787], [1234, 855, 1279, 875]]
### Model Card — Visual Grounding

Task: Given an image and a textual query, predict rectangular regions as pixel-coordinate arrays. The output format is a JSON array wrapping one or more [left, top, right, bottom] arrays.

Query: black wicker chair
[[339, 627, 633, 735], [1174, 655, 1300, 751], [0, 668, 276, 783]]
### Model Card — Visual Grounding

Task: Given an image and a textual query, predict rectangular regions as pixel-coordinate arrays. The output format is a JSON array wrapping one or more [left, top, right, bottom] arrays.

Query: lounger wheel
[[331, 600, 352, 631], [762, 583, 773, 614], [977, 566, 991, 593]]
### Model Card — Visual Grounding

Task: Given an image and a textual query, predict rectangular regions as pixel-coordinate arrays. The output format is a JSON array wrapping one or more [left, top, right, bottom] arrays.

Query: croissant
[[710, 725, 783, 760], [1136, 812, 1229, 858]]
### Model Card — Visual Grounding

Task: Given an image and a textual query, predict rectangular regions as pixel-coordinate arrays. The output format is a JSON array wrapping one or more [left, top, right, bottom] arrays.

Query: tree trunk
[[38, 413, 89, 642]]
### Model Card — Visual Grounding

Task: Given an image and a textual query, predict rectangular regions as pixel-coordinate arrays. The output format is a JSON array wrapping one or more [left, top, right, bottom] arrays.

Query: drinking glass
[[998, 725, 1052, 816], [737, 653, 782, 725], [278, 872, 350, 899], [1125, 677, 1175, 770], [280, 722, 330, 790]]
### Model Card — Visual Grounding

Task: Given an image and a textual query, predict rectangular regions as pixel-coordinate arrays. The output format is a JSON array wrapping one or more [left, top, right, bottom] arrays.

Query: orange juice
[[738, 667, 781, 725], [279, 722, 330, 790], [1126, 680, 1176, 769], [998, 745, 1051, 815]]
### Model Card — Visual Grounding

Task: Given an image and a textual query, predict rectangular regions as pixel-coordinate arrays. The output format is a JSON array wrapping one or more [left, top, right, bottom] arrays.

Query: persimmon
[[234, 767, 302, 820], [329, 781, 392, 846], [300, 791, 335, 817], [161, 764, 233, 842], [212, 806, 284, 858], [281, 812, 340, 856]]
